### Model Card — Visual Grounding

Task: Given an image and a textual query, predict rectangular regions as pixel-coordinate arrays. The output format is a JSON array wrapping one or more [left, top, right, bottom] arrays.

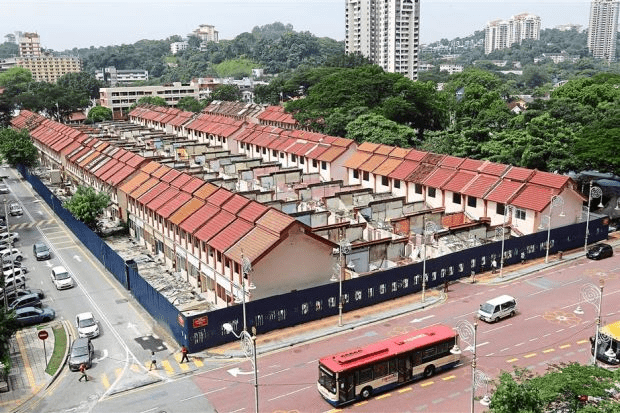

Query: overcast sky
[[2, 0, 593, 51]]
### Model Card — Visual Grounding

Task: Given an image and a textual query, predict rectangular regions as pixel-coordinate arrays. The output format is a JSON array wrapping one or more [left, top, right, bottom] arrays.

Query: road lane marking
[[559, 344, 571, 349], [161, 359, 174, 375], [442, 375, 456, 381], [506, 358, 519, 363], [268, 385, 312, 401], [556, 329, 565, 333], [260, 368, 290, 378], [529, 338, 538, 341], [576, 339, 589, 344], [500, 348, 509, 352], [515, 342, 524, 347], [193, 358, 204, 367], [542, 347, 554, 353], [420, 381, 434, 387], [354, 401, 368, 407], [485, 323, 512, 333], [523, 353, 537, 358], [102, 374, 110, 389], [398, 387, 413, 393], [524, 315, 538, 321], [377, 393, 391, 399]]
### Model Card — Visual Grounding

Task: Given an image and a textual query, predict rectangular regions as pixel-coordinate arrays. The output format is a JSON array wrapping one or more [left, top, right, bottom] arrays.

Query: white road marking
[[268, 386, 312, 401], [484, 323, 512, 333]]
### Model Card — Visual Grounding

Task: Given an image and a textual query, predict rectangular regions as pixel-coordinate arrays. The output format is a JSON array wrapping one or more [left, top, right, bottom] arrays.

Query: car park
[[8, 293, 42, 311], [586, 243, 613, 260], [0, 232, 19, 245], [3, 266, 27, 278], [33, 241, 51, 260], [3, 272, 26, 288], [68, 337, 94, 371], [8, 202, 22, 216], [0, 248, 23, 263], [14, 306, 55, 327], [50, 266, 74, 289], [76, 312, 100, 338], [0, 288, 44, 305]]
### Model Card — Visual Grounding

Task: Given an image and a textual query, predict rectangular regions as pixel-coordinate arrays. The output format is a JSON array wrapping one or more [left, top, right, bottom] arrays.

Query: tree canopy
[[63, 186, 110, 231], [87, 106, 113, 122], [0, 128, 38, 167]]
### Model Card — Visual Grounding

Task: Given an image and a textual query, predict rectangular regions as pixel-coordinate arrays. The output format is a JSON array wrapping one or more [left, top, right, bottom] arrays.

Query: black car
[[586, 243, 613, 260], [1, 288, 45, 305]]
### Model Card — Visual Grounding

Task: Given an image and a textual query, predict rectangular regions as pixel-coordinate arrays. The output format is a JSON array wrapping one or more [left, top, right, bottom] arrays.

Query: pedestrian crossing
[[97, 356, 204, 389], [9, 220, 57, 230]]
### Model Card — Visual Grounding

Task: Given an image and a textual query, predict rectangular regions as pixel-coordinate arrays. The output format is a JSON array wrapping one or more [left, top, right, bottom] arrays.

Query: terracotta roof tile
[[208, 218, 254, 252], [182, 177, 206, 194], [359, 155, 387, 172], [442, 170, 476, 192], [388, 160, 420, 180], [373, 158, 402, 176], [485, 180, 525, 204], [146, 187, 178, 211], [169, 198, 205, 226], [511, 184, 555, 212], [107, 165, 136, 186], [119, 172, 150, 195], [459, 158, 485, 172], [316, 146, 346, 162], [222, 194, 250, 214], [193, 183, 219, 200], [504, 166, 534, 182], [478, 161, 509, 176], [421, 152, 446, 165], [461, 174, 500, 198], [237, 201, 269, 223], [406, 163, 437, 183], [374, 144, 393, 156], [157, 192, 192, 219], [528, 170, 570, 189], [405, 149, 428, 161], [179, 203, 219, 234], [194, 210, 235, 242], [207, 187, 234, 207], [357, 142, 380, 152], [439, 155, 464, 169], [388, 147, 409, 159], [137, 182, 169, 205], [170, 173, 192, 189], [424, 167, 457, 188], [225, 226, 280, 263], [256, 209, 295, 235]]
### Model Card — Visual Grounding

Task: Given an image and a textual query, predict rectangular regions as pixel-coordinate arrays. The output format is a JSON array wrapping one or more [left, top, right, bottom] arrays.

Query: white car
[[3, 273, 26, 289], [0, 248, 23, 263], [76, 312, 100, 338], [3, 266, 27, 278], [0, 183, 9, 194], [0, 232, 19, 245], [50, 266, 74, 290]]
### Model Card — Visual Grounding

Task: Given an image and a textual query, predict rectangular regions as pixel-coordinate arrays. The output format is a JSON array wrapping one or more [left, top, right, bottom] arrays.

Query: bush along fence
[[19, 165, 610, 352]]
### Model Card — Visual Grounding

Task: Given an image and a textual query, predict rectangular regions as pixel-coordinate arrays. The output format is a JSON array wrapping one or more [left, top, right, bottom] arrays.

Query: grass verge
[[44, 325, 66, 376]]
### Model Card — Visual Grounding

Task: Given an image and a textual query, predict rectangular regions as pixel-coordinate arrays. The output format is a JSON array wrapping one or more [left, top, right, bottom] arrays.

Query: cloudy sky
[[2, 0, 592, 51]]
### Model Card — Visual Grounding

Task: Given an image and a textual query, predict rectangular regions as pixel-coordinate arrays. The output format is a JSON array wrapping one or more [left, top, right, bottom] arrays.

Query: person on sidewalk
[[443, 281, 449, 293], [491, 259, 498, 274], [149, 351, 157, 371], [78, 363, 88, 382], [180, 345, 190, 363]]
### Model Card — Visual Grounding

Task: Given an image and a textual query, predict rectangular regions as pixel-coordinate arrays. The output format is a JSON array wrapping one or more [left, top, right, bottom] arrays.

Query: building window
[[272, 150, 277, 157], [428, 187, 436, 198], [467, 196, 477, 208], [312, 159, 318, 168], [353, 169, 359, 179], [415, 184, 423, 194], [300, 157, 304, 165], [280, 153, 284, 159], [381, 176, 389, 186], [496, 203, 505, 216], [363, 171, 369, 181], [262, 148, 266, 154], [321, 161, 327, 170], [452, 193, 461, 204], [516, 208, 526, 220], [394, 179, 400, 189]]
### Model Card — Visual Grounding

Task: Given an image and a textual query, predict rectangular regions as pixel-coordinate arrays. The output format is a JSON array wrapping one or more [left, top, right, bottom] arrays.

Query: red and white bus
[[317, 325, 460, 406]]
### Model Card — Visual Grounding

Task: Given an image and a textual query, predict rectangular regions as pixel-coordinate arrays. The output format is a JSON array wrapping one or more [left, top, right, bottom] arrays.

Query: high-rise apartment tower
[[587, 0, 619, 62], [345, 0, 420, 81], [484, 13, 540, 54]]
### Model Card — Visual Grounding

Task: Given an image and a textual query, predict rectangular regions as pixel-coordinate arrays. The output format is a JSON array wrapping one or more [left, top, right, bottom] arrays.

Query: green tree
[[63, 186, 110, 231], [210, 84, 242, 102], [0, 306, 18, 375], [489, 368, 544, 413], [0, 67, 32, 88], [345, 113, 415, 147], [176, 96, 204, 113], [57, 72, 103, 100], [0, 128, 38, 167], [87, 106, 113, 122]]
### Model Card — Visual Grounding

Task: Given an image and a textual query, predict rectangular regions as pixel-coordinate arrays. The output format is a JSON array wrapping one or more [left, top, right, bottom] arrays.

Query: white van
[[478, 295, 517, 323]]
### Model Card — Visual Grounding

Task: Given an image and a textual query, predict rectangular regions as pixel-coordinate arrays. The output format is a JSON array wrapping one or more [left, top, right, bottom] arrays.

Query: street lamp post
[[223, 323, 259, 413], [544, 195, 565, 264], [422, 219, 438, 303], [584, 183, 603, 252], [451, 320, 478, 413], [236, 254, 256, 332], [330, 236, 351, 327], [580, 280, 604, 365]]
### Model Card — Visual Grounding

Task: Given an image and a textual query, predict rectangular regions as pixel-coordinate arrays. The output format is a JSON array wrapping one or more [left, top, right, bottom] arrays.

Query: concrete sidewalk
[[0, 320, 65, 413]]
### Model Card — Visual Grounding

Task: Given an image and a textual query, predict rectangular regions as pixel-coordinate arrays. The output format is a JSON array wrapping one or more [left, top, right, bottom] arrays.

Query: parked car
[[0, 248, 23, 263], [0, 288, 44, 305], [3, 266, 27, 278], [14, 306, 55, 327], [68, 337, 94, 371], [50, 266, 74, 290], [32, 241, 51, 260], [8, 293, 42, 311], [76, 312, 100, 338], [3, 272, 26, 287], [586, 243, 613, 260], [0, 280, 26, 297], [0, 183, 9, 194], [0, 232, 19, 244], [8, 202, 22, 216]]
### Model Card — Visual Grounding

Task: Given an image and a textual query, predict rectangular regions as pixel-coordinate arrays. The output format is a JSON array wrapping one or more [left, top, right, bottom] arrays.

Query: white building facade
[[485, 13, 541, 54], [587, 0, 619, 62], [345, 0, 420, 80]]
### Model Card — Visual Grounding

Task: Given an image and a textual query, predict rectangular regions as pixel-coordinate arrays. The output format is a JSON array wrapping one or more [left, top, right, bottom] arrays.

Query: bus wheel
[[424, 365, 435, 378], [360, 387, 373, 399]]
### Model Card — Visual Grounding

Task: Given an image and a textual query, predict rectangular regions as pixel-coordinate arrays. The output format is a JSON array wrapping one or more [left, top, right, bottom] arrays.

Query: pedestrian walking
[[78, 363, 88, 382], [491, 259, 497, 274], [180, 345, 190, 363], [443, 281, 449, 293], [149, 351, 157, 371], [521, 251, 526, 264]]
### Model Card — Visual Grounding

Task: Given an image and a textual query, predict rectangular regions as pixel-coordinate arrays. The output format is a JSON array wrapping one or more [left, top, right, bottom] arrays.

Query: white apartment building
[[170, 41, 189, 55], [587, 0, 619, 62], [191, 24, 219, 43], [16, 55, 82, 83], [345, 0, 420, 81], [99, 82, 199, 118], [485, 13, 541, 54], [439, 64, 464, 74], [95, 67, 149, 86]]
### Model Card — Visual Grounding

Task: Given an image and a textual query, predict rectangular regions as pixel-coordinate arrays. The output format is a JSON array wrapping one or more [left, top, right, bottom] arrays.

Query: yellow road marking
[[15, 332, 37, 391], [101, 374, 110, 389], [398, 387, 413, 393], [354, 401, 368, 407], [376, 393, 391, 399], [577, 339, 589, 344], [130, 364, 141, 373], [442, 375, 456, 381], [506, 358, 519, 363], [524, 353, 537, 359], [420, 381, 434, 387], [161, 359, 174, 375], [193, 358, 204, 367], [543, 349, 555, 353], [559, 344, 571, 349]]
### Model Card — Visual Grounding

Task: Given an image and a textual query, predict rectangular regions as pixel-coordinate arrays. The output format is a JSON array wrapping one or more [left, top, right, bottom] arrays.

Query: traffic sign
[[38, 330, 48, 340]]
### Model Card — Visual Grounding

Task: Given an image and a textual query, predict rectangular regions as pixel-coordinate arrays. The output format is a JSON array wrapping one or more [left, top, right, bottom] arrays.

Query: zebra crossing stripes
[[9, 220, 57, 230]]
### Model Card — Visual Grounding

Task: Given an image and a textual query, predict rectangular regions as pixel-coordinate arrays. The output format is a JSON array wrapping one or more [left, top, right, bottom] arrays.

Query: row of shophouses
[[11, 103, 587, 310]]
